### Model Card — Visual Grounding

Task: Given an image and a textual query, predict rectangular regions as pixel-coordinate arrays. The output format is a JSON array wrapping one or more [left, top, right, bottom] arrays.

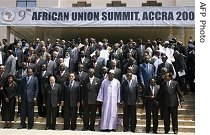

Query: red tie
[[93, 63, 96, 69]]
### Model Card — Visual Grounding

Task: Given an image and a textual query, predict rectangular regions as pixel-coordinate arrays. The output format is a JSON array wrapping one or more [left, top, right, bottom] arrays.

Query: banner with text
[[0, 7, 195, 27]]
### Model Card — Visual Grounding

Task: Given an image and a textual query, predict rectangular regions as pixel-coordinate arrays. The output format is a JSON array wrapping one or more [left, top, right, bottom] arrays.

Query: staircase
[[0, 92, 195, 133]]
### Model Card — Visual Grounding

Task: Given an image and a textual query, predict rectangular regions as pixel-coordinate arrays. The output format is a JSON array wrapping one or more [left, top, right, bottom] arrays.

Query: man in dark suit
[[75, 63, 88, 118], [15, 42, 24, 70], [54, 62, 69, 117], [34, 53, 45, 75], [0, 65, 7, 111], [121, 72, 139, 133], [61, 73, 80, 130], [18, 68, 39, 129], [159, 73, 184, 134], [135, 38, 146, 65], [37, 64, 52, 117], [173, 50, 188, 95], [156, 55, 175, 77], [76, 51, 90, 72], [88, 55, 103, 78], [43, 76, 61, 130], [145, 78, 159, 134], [81, 68, 101, 131]]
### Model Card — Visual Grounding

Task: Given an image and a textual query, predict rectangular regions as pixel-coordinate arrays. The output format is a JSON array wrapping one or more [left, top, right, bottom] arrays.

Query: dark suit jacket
[[82, 77, 101, 105], [76, 57, 90, 72], [121, 79, 139, 105], [19, 76, 39, 102], [88, 61, 103, 78], [15, 69, 27, 83], [43, 83, 61, 108], [0, 72, 7, 87], [106, 59, 121, 69], [16, 48, 24, 68], [157, 62, 174, 77], [173, 54, 187, 75], [61, 81, 80, 107], [34, 59, 45, 73], [145, 85, 159, 109], [37, 71, 52, 94], [75, 71, 88, 84], [67, 58, 76, 73], [55, 70, 69, 86], [159, 80, 184, 107]]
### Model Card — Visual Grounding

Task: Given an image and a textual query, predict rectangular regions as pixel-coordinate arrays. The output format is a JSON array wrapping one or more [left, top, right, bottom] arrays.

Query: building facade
[[0, 0, 195, 44]]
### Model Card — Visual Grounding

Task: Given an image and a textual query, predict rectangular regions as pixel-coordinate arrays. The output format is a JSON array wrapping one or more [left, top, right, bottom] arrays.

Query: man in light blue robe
[[97, 70, 121, 131]]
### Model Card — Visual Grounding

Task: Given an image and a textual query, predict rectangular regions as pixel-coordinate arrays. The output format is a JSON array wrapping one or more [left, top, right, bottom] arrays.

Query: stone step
[[139, 115, 195, 121], [8, 116, 195, 127], [0, 121, 195, 133], [13, 105, 194, 115]]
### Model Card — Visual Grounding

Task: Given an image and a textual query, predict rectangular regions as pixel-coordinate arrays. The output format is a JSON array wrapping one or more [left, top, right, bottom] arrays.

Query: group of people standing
[[0, 37, 194, 134]]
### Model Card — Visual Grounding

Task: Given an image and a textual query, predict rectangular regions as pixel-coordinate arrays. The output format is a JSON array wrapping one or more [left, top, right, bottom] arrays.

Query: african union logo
[[2, 9, 16, 22]]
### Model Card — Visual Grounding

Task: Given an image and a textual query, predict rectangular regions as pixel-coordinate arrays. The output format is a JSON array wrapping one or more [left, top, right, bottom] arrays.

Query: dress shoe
[[82, 128, 87, 131], [28, 127, 32, 130], [165, 131, 169, 134], [7, 123, 12, 128], [174, 131, 178, 134], [131, 130, 135, 133], [153, 131, 158, 134], [63, 128, 69, 130], [45, 127, 50, 130], [3, 123, 8, 128], [146, 131, 150, 133], [90, 128, 95, 131], [51, 128, 56, 130], [123, 129, 128, 132], [17, 126, 26, 129]]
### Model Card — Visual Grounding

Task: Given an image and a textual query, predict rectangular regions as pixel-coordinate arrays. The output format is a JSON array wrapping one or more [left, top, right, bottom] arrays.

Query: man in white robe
[[97, 70, 121, 131]]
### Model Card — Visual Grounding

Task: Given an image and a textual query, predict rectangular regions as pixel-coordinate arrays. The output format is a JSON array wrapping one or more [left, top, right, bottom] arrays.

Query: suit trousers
[[83, 104, 97, 130], [123, 105, 137, 132], [163, 106, 178, 132], [46, 106, 57, 129], [20, 101, 34, 128], [63, 106, 77, 130], [145, 102, 159, 132]]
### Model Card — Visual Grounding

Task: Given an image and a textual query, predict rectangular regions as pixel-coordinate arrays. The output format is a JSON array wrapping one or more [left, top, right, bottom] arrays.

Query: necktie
[[70, 81, 73, 88], [90, 78, 93, 85], [51, 84, 54, 90], [42, 71, 45, 77], [26, 77, 30, 84], [167, 81, 170, 87], [152, 86, 154, 96], [93, 63, 96, 69]]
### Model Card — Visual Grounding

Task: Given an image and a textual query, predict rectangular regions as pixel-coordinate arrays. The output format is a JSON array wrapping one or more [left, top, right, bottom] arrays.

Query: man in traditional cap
[[97, 70, 121, 132]]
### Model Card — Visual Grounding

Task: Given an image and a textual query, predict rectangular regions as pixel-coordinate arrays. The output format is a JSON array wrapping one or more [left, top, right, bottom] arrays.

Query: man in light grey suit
[[5, 50, 16, 76], [45, 53, 57, 75]]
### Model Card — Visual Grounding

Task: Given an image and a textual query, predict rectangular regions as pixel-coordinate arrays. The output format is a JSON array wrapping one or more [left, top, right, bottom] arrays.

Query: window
[[16, 0, 36, 7], [142, 0, 162, 6], [107, 1, 126, 7], [72, 1, 91, 7]]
